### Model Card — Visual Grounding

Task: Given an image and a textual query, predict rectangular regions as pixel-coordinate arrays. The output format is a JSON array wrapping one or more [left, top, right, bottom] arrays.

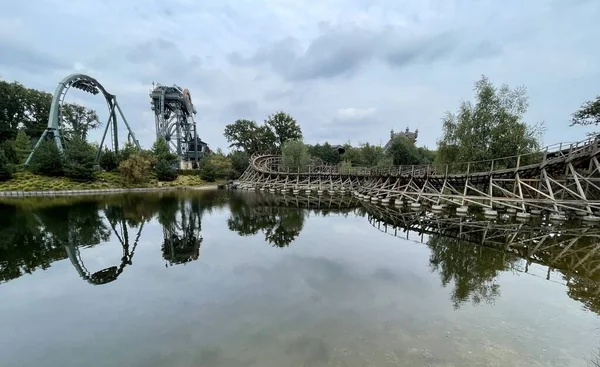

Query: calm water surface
[[0, 191, 599, 367]]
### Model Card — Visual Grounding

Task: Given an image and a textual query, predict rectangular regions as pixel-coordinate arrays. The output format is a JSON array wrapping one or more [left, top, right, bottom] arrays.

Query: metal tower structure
[[25, 73, 141, 165], [150, 83, 208, 168]]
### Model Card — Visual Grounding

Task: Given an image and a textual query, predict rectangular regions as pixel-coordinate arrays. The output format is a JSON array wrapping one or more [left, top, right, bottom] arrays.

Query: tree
[[0, 149, 12, 181], [152, 137, 178, 164], [118, 141, 139, 162], [281, 140, 310, 171], [436, 75, 543, 172], [307, 142, 342, 164], [61, 103, 101, 141], [155, 159, 178, 181], [264, 111, 303, 149], [571, 96, 600, 131], [0, 80, 27, 142], [360, 143, 383, 167], [383, 135, 425, 165], [13, 129, 31, 164], [119, 154, 153, 184], [99, 149, 119, 171], [0, 140, 17, 165], [223, 119, 276, 155], [228, 150, 250, 178], [199, 154, 233, 181], [64, 137, 96, 181], [152, 137, 178, 181], [29, 140, 65, 177]]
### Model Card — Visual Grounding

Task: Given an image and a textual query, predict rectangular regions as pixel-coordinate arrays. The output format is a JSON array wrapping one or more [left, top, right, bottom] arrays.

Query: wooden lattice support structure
[[238, 137, 600, 217]]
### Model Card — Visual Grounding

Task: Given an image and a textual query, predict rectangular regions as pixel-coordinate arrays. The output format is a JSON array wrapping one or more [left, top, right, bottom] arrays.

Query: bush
[[29, 139, 65, 177], [99, 149, 119, 172], [118, 141, 138, 162], [0, 149, 13, 181], [0, 140, 17, 165], [228, 150, 249, 178], [64, 137, 96, 181], [155, 160, 178, 181], [119, 154, 153, 184], [199, 162, 217, 182]]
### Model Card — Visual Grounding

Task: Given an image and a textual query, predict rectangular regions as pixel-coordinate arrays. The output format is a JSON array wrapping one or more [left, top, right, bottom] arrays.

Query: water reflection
[[2, 192, 600, 319]]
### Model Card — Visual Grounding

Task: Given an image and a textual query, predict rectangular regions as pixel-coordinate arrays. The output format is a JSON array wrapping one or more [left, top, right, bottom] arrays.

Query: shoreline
[[0, 184, 219, 198]]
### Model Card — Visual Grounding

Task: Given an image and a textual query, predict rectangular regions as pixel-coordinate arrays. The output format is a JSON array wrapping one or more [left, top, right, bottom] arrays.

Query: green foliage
[[359, 143, 383, 166], [60, 104, 101, 141], [0, 140, 17, 165], [64, 137, 96, 181], [383, 135, 427, 165], [264, 111, 303, 149], [199, 154, 233, 182], [29, 139, 65, 177], [119, 154, 153, 184], [228, 150, 250, 178], [307, 142, 342, 164], [0, 149, 13, 181], [571, 96, 600, 136], [118, 141, 139, 162], [0, 79, 99, 143], [151, 137, 178, 181], [282, 140, 310, 171], [152, 137, 178, 164], [436, 75, 543, 171], [155, 159, 178, 181], [13, 130, 31, 164], [223, 111, 302, 155], [99, 149, 119, 171]]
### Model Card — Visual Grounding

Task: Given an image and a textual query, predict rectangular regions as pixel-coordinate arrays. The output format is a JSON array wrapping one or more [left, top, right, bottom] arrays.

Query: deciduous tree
[[264, 111, 303, 149], [282, 140, 310, 171], [0, 149, 12, 181], [571, 95, 600, 132], [436, 75, 543, 171]]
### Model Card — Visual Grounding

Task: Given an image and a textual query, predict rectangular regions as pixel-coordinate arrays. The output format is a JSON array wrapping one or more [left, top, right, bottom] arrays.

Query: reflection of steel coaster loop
[[64, 222, 144, 285]]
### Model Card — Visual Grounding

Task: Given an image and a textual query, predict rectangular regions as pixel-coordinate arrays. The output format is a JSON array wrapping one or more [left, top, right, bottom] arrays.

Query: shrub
[[0, 140, 17, 165], [119, 154, 152, 184], [228, 150, 249, 178], [64, 137, 96, 181], [0, 149, 13, 181], [13, 129, 32, 164], [29, 139, 65, 177], [99, 149, 119, 171], [118, 141, 138, 162], [155, 159, 178, 181]]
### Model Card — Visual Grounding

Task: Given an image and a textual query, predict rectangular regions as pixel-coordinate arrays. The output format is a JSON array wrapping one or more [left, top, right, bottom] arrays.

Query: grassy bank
[[0, 171, 224, 192]]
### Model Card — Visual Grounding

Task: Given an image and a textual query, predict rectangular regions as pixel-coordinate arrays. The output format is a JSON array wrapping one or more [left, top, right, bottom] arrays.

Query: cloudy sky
[[1, 0, 599, 151]]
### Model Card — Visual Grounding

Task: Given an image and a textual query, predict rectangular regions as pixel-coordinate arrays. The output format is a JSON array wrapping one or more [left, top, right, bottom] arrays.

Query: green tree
[[383, 135, 424, 165], [99, 149, 119, 171], [571, 96, 600, 133], [152, 137, 178, 181], [360, 142, 383, 167], [0, 80, 27, 142], [228, 150, 249, 178], [118, 141, 139, 162], [281, 140, 310, 171], [152, 137, 178, 164], [0, 149, 12, 181], [13, 129, 31, 164], [199, 154, 233, 181], [436, 75, 543, 171], [29, 140, 65, 177], [61, 103, 101, 141], [0, 140, 17, 164], [264, 111, 303, 149], [307, 142, 342, 164], [223, 119, 276, 155], [64, 137, 96, 181]]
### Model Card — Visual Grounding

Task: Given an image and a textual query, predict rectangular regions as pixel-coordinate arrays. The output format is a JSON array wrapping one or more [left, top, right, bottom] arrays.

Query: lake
[[0, 190, 599, 367]]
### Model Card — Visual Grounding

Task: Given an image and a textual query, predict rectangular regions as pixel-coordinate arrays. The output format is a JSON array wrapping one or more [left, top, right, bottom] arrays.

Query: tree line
[[223, 75, 600, 173]]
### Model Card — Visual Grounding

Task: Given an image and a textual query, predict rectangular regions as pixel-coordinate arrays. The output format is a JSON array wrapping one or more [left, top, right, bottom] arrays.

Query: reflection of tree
[[0, 201, 111, 283], [427, 235, 517, 309], [565, 276, 600, 315], [227, 195, 305, 247]]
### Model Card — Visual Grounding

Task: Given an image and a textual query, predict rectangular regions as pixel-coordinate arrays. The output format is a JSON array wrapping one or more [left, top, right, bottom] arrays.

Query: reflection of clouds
[[329, 222, 370, 236]]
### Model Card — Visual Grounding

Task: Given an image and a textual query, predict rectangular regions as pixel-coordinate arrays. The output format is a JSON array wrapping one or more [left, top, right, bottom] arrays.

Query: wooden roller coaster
[[237, 136, 600, 219]]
